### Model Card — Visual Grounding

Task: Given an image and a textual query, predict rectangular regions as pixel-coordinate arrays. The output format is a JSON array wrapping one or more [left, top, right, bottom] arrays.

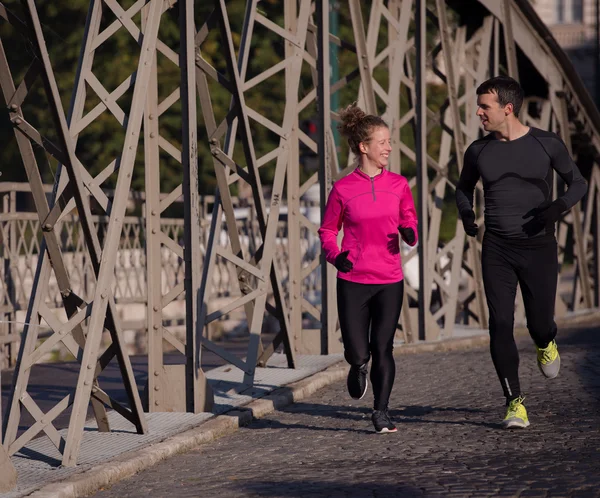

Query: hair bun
[[338, 102, 366, 136]]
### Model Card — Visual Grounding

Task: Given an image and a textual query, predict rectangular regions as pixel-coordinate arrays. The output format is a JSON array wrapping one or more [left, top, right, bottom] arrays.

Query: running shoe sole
[[502, 418, 530, 429], [355, 380, 368, 400], [538, 354, 560, 379], [375, 427, 398, 434]]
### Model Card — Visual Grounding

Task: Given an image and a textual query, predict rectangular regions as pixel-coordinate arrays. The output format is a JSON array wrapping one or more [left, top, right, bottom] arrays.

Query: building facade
[[530, 0, 598, 100]]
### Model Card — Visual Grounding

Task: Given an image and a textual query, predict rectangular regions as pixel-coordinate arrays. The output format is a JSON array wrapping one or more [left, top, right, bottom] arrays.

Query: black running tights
[[337, 279, 404, 411], [482, 232, 558, 401]]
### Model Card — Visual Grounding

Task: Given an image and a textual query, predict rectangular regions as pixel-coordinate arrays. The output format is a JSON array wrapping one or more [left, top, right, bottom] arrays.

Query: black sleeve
[[545, 136, 588, 210], [456, 144, 481, 216]]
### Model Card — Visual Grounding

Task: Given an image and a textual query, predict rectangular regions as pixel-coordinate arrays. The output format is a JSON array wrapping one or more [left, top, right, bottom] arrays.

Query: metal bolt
[[154, 371, 159, 376], [149, 114, 154, 120], [101, 292, 107, 299], [43, 223, 52, 231], [151, 210, 156, 216], [87, 365, 92, 370], [150, 132, 156, 138], [153, 306, 159, 312], [152, 229, 156, 234], [9, 104, 17, 111], [13, 118, 22, 125], [153, 324, 159, 330], [61, 289, 72, 298], [155, 400, 159, 406], [154, 386, 159, 391], [84, 380, 90, 386]]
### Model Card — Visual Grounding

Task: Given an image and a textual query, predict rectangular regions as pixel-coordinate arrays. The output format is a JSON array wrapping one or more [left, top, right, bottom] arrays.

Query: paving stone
[[93, 326, 600, 498]]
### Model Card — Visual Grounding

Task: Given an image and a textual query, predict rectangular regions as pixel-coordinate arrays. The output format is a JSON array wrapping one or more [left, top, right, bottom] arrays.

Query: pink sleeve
[[399, 180, 418, 246], [318, 186, 344, 265]]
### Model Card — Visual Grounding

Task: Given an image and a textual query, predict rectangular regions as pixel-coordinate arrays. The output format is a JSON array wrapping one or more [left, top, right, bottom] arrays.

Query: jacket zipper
[[370, 177, 376, 201]]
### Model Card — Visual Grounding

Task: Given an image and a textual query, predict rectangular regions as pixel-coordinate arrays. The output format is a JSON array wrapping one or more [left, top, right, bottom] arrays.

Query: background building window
[[557, 0, 565, 23], [572, 0, 583, 23]]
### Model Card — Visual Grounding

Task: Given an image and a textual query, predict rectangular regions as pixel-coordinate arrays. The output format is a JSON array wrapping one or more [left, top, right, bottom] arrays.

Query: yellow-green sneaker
[[536, 339, 560, 379], [502, 396, 530, 429]]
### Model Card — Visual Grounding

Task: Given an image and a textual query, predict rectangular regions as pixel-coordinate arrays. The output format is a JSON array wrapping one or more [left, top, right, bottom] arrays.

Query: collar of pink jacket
[[354, 166, 387, 181]]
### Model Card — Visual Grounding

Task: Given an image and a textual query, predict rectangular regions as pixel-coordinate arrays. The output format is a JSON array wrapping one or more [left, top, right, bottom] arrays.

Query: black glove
[[334, 250, 353, 273], [460, 210, 478, 237], [398, 226, 416, 245], [522, 199, 567, 237]]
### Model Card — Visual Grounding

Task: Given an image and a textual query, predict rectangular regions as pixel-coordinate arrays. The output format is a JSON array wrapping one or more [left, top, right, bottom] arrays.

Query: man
[[456, 76, 587, 429]]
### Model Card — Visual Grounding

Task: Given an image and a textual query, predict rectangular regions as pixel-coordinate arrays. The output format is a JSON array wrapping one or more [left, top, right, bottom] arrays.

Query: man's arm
[[521, 135, 588, 236], [547, 136, 588, 210], [456, 144, 481, 215], [456, 144, 482, 237]]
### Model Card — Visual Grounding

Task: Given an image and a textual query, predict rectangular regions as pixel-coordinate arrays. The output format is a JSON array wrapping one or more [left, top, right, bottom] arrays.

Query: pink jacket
[[318, 168, 418, 284]]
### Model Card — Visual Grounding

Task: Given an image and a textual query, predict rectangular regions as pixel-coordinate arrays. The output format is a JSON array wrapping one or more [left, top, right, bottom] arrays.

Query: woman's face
[[359, 126, 392, 169]]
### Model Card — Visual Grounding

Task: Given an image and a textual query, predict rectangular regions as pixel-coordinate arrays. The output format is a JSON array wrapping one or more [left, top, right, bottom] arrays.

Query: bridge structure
[[0, 0, 599, 471]]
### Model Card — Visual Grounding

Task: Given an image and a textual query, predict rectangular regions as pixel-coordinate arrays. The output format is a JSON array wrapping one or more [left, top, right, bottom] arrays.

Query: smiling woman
[[318, 103, 418, 434]]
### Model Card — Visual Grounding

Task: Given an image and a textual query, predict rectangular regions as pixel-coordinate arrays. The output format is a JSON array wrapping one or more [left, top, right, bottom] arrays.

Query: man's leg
[[518, 239, 560, 378], [482, 234, 520, 401]]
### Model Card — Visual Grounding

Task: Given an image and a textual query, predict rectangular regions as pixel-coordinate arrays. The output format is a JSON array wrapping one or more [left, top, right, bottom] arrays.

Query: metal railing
[[0, 182, 320, 366]]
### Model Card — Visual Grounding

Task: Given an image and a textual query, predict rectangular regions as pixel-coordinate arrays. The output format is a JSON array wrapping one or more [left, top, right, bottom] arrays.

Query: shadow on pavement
[[242, 399, 498, 431], [231, 480, 424, 497]]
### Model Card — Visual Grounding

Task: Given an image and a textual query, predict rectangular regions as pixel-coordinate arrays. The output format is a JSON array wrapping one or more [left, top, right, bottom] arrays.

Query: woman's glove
[[398, 226, 416, 245], [334, 250, 353, 273]]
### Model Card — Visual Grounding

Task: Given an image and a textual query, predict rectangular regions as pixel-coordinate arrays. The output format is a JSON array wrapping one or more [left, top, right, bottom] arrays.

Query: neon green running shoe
[[536, 339, 560, 379], [502, 396, 530, 429]]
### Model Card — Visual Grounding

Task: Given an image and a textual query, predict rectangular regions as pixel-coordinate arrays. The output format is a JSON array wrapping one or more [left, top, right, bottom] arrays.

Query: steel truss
[[1, 0, 599, 466]]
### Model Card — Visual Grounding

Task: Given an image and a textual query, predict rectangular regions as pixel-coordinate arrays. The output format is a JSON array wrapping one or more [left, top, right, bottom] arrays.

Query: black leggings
[[482, 232, 558, 401], [337, 279, 404, 411]]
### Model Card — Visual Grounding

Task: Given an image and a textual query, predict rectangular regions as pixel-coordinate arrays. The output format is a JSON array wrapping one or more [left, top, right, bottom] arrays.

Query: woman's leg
[[368, 280, 404, 411], [337, 279, 372, 366]]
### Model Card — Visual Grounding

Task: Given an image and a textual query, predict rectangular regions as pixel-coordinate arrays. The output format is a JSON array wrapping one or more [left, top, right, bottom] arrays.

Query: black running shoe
[[372, 409, 397, 434], [347, 363, 368, 399]]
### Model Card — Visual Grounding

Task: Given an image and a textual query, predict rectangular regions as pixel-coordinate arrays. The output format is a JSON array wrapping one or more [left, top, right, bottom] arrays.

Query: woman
[[318, 103, 418, 433]]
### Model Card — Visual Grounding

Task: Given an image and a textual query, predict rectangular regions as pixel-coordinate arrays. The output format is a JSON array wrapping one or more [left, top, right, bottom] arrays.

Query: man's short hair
[[476, 76, 524, 117]]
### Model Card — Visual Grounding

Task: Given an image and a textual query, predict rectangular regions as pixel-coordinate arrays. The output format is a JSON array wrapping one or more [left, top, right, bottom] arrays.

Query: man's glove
[[522, 199, 567, 237], [334, 250, 353, 273], [460, 210, 479, 237], [398, 226, 416, 245]]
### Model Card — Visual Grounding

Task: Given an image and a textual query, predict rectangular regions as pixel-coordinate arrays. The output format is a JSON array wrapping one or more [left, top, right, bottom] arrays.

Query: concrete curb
[[27, 364, 349, 498], [24, 312, 600, 497]]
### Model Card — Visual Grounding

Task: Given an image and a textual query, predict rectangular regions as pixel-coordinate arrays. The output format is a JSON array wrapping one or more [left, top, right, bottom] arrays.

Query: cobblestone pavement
[[94, 326, 600, 498]]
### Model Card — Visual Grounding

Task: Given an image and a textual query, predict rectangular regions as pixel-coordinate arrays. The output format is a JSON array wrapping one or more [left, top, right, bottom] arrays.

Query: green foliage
[[1, 1, 461, 243]]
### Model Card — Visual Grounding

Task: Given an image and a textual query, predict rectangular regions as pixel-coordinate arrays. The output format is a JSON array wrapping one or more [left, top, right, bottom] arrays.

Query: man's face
[[476, 91, 509, 132]]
